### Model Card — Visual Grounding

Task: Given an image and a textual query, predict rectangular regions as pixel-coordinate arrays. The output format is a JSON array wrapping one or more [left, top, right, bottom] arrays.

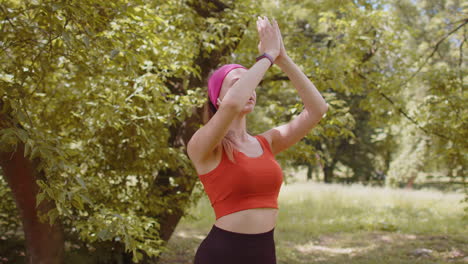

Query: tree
[[1, 0, 465, 262], [0, 0, 258, 262], [237, 0, 405, 184], [385, 0, 467, 190]]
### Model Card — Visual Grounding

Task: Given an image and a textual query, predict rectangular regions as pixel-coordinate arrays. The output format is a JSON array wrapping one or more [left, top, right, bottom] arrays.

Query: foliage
[[238, 0, 405, 183], [0, 0, 465, 261], [0, 0, 257, 261], [238, 0, 465, 190], [385, 0, 467, 187]]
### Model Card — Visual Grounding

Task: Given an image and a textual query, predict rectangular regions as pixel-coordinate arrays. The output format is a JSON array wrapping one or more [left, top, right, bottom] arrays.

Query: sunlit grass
[[277, 182, 465, 238], [162, 178, 467, 264], [183, 181, 466, 237]]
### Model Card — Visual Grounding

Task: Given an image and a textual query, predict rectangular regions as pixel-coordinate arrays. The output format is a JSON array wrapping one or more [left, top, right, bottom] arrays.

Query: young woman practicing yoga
[[188, 15, 328, 264]]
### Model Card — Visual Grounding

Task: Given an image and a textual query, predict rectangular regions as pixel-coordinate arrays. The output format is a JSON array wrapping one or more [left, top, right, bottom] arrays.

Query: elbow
[[322, 103, 329, 115], [303, 103, 328, 123], [318, 102, 328, 117], [306, 101, 328, 117]]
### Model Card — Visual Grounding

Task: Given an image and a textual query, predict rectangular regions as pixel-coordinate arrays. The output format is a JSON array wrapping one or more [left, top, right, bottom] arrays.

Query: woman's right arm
[[187, 16, 280, 164], [187, 58, 272, 164]]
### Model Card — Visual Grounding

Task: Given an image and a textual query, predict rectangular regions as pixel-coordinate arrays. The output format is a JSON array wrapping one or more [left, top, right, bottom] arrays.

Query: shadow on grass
[[2, 227, 465, 264], [276, 230, 467, 264], [159, 225, 468, 264]]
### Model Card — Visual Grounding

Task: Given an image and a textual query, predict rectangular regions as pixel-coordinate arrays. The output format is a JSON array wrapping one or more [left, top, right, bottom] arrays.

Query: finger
[[272, 18, 278, 33], [261, 16, 267, 29], [257, 22, 265, 38], [264, 16, 272, 27], [257, 17, 265, 35], [258, 16, 264, 26], [274, 19, 282, 38], [273, 18, 279, 30], [260, 22, 267, 36]]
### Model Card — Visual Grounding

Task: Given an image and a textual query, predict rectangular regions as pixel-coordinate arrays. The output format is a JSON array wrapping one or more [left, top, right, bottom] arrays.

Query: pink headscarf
[[208, 64, 248, 109]]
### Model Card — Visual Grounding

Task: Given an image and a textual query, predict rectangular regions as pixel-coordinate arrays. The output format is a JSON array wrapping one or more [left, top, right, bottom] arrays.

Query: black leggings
[[194, 224, 276, 264]]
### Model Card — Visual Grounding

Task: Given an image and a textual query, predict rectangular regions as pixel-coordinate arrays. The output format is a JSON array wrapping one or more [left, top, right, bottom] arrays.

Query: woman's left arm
[[276, 55, 328, 114], [260, 55, 328, 156], [259, 18, 328, 156]]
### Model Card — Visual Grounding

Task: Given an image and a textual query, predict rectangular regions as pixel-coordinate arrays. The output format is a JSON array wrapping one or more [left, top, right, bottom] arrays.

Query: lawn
[[158, 173, 467, 264]]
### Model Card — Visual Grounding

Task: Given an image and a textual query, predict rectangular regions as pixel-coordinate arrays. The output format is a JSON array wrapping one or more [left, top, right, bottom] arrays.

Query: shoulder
[[188, 129, 222, 163], [257, 128, 282, 156], [256, 133, 273, 152]]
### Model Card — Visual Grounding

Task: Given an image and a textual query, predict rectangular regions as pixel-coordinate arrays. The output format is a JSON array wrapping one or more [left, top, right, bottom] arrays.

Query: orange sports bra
[[197, 134, 283, 220]]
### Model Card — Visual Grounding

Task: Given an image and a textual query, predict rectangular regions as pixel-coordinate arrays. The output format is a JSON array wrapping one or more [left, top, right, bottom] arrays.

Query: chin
[[241, 104, 255, 114]]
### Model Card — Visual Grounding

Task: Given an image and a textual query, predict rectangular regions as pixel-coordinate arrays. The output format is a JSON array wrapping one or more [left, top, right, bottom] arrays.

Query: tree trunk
[[0, 143, 65, 264], [142, 2, 251, 263], [306, 163, 313, 181], [323, 160, 336, 183], [405, 174, 417, 189]]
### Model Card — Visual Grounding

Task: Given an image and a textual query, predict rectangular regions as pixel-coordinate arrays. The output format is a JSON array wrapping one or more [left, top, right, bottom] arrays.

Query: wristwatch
[[255, 53, 274, 68]]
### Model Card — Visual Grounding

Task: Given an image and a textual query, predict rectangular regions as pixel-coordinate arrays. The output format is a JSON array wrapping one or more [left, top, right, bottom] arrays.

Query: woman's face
[[217, 68, 256, 113]]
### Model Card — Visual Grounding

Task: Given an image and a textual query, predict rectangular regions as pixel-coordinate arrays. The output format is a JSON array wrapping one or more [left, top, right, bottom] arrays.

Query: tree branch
[[399, 19, 468, 88], [356, 72, 450, 141], [459, 25, 466, 86], [264, 67, 452, 142], [186, 0, 229, 17]]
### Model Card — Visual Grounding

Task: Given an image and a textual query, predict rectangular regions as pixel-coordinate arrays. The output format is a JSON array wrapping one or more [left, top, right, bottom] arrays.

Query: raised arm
[[260, 21, 328, 156], [188, 16, 281, 164], [187, 59, 272, 163]]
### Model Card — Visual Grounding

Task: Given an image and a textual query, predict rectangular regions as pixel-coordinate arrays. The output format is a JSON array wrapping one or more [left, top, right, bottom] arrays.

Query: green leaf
[[72, 195, 84, 210], [110, 49, 120, 59], [97, 228, 112, 240], [79, 194, 93, 205], [36, 192, 46, 207], [75, 176, 87, 189], [24, 139, 33, 159], [48, 208, 59, 225]]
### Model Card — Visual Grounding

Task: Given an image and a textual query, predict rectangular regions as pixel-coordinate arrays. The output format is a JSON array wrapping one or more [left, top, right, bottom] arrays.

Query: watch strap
[[255, 53, 274, 67]]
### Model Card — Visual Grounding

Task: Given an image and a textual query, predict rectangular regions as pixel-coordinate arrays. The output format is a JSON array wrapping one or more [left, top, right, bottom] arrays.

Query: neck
[[227, 112, 250, 143]]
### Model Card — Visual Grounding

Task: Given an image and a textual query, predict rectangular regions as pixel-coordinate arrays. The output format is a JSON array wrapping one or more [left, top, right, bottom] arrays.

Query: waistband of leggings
[[210, 224, 275, 241]]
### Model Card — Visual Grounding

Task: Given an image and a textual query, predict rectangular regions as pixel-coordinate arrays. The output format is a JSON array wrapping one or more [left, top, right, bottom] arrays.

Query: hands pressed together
[[256, 16, 288, 65]]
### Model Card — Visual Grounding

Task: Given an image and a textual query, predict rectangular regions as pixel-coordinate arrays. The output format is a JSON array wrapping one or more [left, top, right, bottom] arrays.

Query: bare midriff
[[214, 208, 278, 234]]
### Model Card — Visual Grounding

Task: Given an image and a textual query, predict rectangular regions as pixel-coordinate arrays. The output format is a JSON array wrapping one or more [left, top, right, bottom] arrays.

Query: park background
[[0, 0, 466, 263]]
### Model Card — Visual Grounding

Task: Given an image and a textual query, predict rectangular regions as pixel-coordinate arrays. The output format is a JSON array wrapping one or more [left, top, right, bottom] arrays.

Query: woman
[[188, 16, 328, 264]]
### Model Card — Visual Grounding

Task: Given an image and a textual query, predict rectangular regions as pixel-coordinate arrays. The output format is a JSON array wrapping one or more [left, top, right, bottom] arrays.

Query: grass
[[158, 172, 467, 264]]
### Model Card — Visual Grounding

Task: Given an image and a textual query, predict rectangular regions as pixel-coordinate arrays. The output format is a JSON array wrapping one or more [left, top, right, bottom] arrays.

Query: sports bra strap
[[197, 133, 283, 220], [255, 134, 272, 154]]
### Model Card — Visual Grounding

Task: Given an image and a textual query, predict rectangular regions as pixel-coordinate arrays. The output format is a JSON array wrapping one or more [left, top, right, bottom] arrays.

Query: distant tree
[[385, 0, 466, 189], [238, 0, 404, 184]]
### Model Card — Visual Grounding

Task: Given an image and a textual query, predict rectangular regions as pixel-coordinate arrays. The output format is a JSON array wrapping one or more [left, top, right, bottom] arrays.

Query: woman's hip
[[194, 224, 276, 264]]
